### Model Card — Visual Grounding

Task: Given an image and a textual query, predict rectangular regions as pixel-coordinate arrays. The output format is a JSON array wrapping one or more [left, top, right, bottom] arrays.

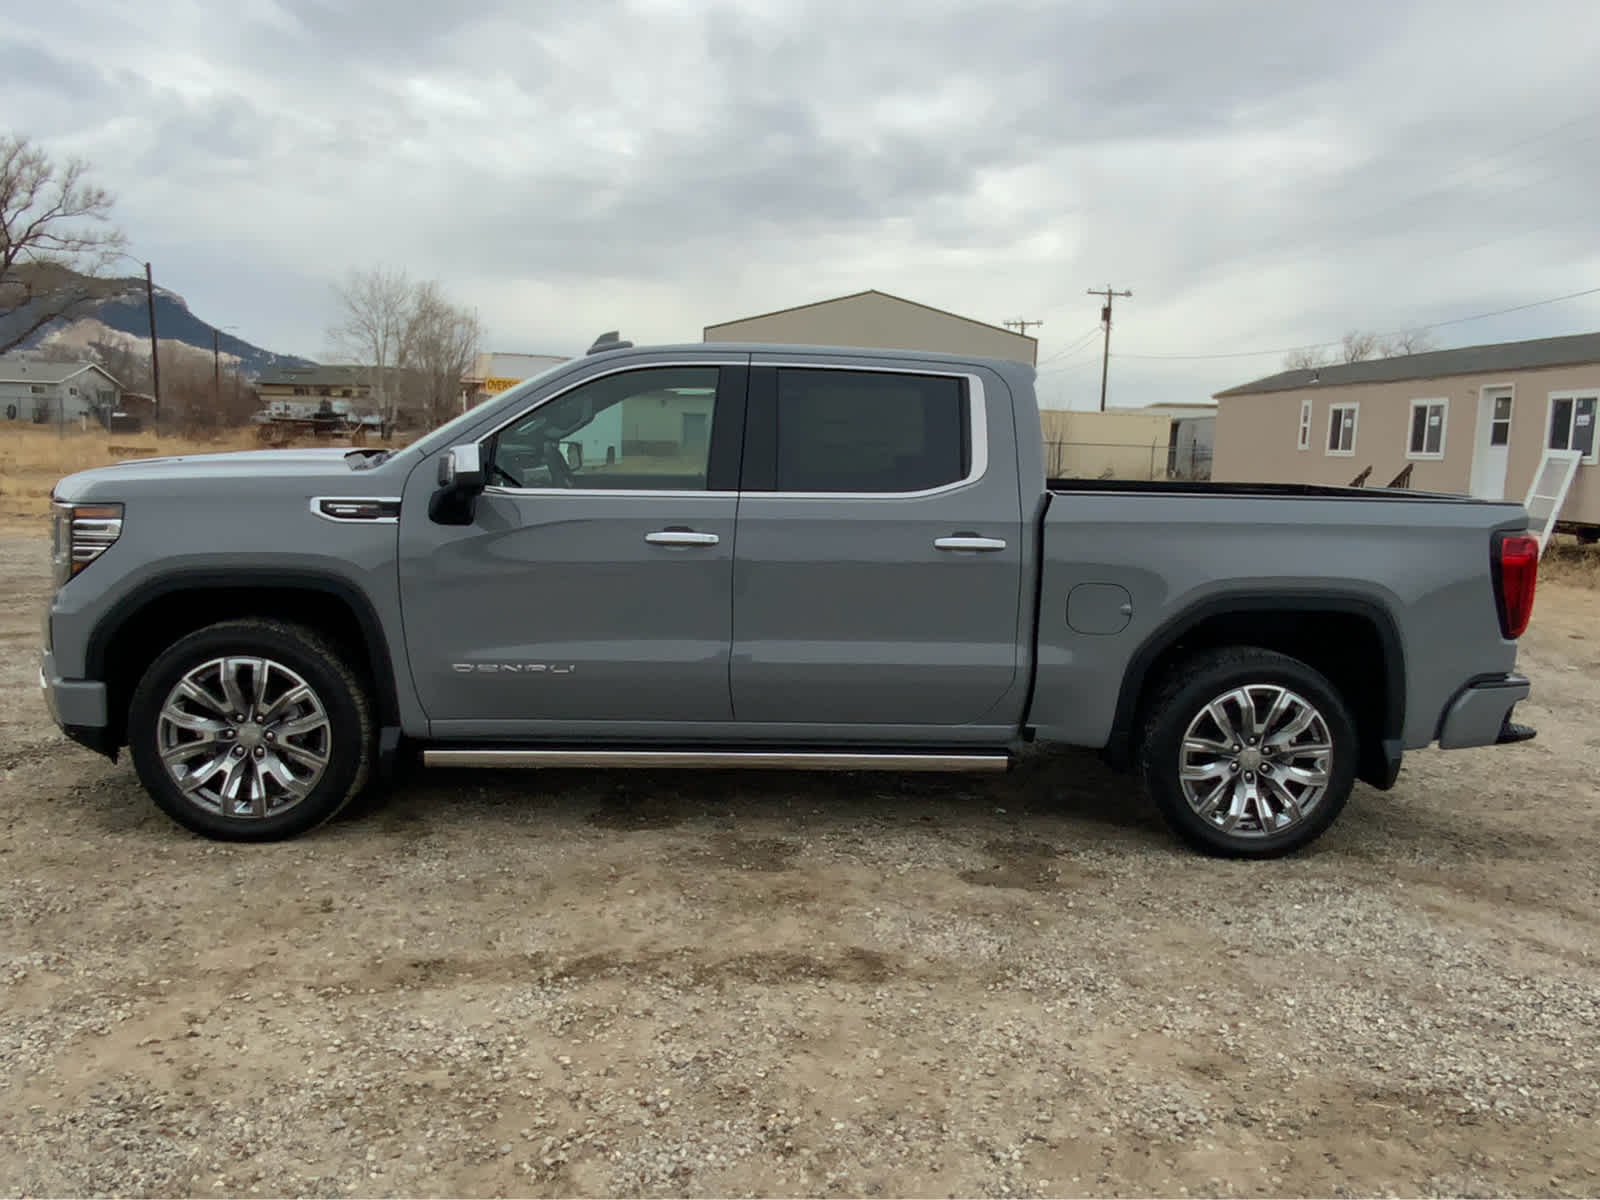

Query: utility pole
[[1003, 318, 1044, 338], [213, 328, 221, 419], [144, 262, 162, 437], [1086, 285, 1132, 411]]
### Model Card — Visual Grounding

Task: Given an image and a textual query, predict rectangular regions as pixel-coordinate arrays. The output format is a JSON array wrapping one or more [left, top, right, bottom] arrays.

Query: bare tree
[[1284, 346, 1330, 371], [1283, 327, 1440, 371], [0, 134, 126, 354], [401, 281, 482, 428], [1378, 328, 1436, 357], [1339, 330, 1381, 363], [328, 267, 411, 426]]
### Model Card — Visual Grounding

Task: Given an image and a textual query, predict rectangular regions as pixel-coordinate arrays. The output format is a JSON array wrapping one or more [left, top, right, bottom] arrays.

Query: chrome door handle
[[934, 536, 1007, 552], [645, 530, 720, 546]]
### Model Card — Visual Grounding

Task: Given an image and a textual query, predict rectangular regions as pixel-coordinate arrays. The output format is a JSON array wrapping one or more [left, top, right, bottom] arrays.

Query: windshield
[[404, 358, 579, 459]]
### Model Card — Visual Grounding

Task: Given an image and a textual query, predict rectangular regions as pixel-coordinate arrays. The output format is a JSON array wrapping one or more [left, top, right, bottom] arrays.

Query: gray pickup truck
[[41, 337, 1540, 856]]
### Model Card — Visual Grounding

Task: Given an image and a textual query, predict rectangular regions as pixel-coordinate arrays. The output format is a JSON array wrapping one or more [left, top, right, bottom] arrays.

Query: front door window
[[486, 367, 721, 490]]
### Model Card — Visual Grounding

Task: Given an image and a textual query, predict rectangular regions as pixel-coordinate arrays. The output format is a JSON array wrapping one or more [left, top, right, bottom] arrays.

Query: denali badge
[[451, 663, 576, 674]]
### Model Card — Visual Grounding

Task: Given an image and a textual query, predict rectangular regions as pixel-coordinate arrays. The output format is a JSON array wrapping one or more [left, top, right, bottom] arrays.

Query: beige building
[[462, 352, 569, 409], [1039, 408, 1172, 481], [1213, 331, 1600, 533], [704, 290, 1037, 366]]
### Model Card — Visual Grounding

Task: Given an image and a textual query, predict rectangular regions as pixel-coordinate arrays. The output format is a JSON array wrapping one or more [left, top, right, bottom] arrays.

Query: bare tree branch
[[1378, 329, 1436, 357], [327, 267, 411, 425], [1340, 330, 1381, 363], [0, 134, 126, 354], [1283, 346, 1330, 371], [329, 269, 481, 430], [402, 281, 481, 427]]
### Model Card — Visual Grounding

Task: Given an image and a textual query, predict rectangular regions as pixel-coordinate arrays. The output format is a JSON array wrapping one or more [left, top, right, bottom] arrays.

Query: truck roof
[[590, 341, 1038, 377]]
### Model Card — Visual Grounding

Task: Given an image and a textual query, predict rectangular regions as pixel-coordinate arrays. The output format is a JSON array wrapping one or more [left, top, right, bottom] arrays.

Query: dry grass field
[[0, 425, 399, 527], [0, 426, 261, 524]]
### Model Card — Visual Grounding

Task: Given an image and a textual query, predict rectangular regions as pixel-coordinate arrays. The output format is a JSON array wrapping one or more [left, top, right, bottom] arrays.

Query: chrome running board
[[422, 748, 1010, 772]]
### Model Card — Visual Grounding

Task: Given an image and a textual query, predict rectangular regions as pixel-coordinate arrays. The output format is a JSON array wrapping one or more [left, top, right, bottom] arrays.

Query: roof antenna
[[587, 330, 633, 355]]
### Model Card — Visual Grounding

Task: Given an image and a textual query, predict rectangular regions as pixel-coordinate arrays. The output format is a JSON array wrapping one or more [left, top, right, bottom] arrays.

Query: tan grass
[[1539, 535, 1600, 588], [1, 425, 271, 523]]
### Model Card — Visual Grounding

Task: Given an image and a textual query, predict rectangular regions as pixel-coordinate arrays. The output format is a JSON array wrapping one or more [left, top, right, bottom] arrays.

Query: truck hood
[[53, 447, 395, 500], [115, 448, 377, 468]]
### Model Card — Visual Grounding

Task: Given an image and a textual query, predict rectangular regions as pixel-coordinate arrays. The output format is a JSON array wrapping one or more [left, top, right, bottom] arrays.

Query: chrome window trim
[[483, 487, 740, 500], [753, 364, 988, 501], [475, 357, 988, 502], [309, 496, 402, 524]]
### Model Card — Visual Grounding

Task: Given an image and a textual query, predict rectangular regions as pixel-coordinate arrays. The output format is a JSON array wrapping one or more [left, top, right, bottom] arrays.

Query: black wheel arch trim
[[1102, 590, 1406, 784], [84, 569, 403, 728]]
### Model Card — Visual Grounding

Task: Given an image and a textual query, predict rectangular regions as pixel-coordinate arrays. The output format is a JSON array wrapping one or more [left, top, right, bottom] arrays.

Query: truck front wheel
[[1138, 648, 1358, 858], [128, 619, 374, 841]]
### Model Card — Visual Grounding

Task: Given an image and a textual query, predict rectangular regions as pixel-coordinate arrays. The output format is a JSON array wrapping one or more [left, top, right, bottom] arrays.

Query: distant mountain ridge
[[1, 271, 315, 379]]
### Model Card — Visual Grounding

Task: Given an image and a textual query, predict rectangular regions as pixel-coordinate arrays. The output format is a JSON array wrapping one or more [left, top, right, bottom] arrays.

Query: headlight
[[51, 501, 123, 588]]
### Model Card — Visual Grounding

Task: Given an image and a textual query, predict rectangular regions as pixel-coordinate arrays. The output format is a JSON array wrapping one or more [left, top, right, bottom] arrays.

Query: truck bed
[[1046, 478, 1485, 502]]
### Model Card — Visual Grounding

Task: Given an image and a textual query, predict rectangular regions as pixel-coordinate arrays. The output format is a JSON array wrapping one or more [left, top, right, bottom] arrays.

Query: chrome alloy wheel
[[156, 656, 332, 818], [1178, 684, 1333, 838]]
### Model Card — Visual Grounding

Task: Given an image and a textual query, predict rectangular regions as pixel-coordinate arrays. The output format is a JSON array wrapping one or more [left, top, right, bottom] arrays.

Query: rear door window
[[772, 368, 970, 493]]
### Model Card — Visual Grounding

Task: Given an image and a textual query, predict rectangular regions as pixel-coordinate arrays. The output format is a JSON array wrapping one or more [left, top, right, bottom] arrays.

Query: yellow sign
[[483, 376, 523, 395]]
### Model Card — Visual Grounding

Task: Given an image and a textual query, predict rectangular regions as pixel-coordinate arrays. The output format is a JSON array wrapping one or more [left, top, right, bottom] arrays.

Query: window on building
[[1326, 403, 1358, 456], [773, 369, 971, 493], [1407, 399, 1447, 459], [1297, 397, 1312, 450], [1489, 393, 1512, 446], [488, 366, 720, 490], [30, 384, 44, 394], [1547, 393, 1597, 463]]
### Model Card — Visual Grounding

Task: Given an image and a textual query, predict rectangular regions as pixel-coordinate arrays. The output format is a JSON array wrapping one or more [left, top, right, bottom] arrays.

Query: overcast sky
[[10, 0, 1600, 407]]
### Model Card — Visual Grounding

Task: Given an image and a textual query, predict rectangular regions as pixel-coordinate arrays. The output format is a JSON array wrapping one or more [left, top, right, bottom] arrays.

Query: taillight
[[1493, 532, 1538, 639]]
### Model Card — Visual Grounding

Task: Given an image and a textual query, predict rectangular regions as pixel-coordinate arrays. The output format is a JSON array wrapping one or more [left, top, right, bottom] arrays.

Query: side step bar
[[422, 749, 1010, 772]]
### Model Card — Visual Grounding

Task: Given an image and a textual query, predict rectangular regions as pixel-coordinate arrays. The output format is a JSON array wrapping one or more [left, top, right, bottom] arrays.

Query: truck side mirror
[[437, 443, 486, 492], [430, 444, 487, 526]]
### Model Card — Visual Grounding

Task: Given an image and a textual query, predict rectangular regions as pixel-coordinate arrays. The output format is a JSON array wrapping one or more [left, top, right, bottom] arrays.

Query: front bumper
[[1437, 674, 1532, 750], [39, 652, 117, 759]]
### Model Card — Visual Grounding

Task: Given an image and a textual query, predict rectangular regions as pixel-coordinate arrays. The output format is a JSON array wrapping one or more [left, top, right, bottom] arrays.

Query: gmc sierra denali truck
[[41, 337, 1539, 856]]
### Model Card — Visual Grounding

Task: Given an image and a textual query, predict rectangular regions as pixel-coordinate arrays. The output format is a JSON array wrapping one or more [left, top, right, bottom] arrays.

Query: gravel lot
[[2, 527, 1597, 1198]]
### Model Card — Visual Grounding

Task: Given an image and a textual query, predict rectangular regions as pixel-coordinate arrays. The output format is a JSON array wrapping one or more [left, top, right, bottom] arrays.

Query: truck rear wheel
[[128, 619, 374, 841], [1138, 648, 1358, 858]]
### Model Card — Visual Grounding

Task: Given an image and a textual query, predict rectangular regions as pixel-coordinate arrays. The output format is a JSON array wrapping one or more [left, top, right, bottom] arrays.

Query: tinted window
[[774, 369, 969, 493], [488, 367, 719, 491]]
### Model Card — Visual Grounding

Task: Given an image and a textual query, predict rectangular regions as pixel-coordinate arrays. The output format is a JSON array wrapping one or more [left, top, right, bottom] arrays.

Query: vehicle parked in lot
[[40, 336, 1539, 856]]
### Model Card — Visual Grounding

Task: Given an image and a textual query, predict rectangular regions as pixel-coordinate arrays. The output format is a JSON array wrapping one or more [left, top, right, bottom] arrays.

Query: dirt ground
[[1, 524, 1597, 1199]]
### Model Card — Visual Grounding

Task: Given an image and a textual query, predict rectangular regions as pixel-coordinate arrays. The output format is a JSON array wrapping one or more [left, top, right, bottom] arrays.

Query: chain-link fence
[[1044, 439, 1214, 482]]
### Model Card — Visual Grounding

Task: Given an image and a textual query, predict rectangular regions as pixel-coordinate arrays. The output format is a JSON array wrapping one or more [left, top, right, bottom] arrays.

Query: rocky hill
[[0, 270, 314, 379]]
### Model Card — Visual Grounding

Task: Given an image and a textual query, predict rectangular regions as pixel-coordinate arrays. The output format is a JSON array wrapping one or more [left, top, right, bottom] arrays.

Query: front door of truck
[[729, 360, 1027, 729], [398, 361, 748, 734]]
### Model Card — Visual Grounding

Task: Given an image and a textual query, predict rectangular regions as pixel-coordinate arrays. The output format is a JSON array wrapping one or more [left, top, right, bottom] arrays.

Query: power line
[[1036, 324, 1104, 367], [1113, 285, 1600, 363], [1003, 318, 1044, 337]]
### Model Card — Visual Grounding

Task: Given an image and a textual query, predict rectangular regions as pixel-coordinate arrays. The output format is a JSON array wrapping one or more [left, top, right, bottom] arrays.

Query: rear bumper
[[1437, 674, 1532, 750]]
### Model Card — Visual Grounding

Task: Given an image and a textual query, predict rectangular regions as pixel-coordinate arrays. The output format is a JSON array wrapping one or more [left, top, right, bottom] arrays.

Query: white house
[[0, 360, 124, 426]]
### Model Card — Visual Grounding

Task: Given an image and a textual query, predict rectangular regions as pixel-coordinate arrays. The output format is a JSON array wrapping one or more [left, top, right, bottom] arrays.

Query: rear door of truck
[[728, 354, 1030, 732]]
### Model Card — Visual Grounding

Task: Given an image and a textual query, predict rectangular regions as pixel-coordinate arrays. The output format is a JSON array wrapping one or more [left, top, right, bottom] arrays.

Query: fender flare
[[85, 568, 402, 727], [1101, 590, 1406, 782]]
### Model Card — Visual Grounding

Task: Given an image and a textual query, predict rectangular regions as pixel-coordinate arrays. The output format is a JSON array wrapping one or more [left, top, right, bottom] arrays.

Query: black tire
[[128, 619, 374, 841], [1138, 647, 1358, 858]]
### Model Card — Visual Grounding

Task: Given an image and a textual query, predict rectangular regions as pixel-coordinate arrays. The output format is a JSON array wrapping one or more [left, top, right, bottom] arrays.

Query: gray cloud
[[7, 0, 1600, 405]]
